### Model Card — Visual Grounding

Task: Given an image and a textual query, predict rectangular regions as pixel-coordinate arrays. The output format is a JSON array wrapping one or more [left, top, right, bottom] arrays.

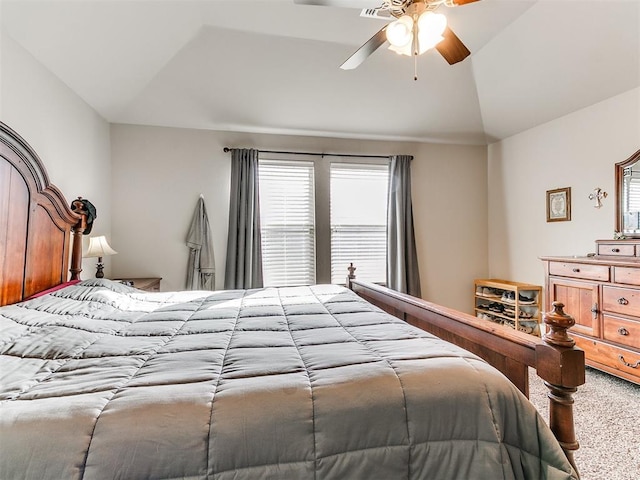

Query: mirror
[[616, 149, 640, 237]]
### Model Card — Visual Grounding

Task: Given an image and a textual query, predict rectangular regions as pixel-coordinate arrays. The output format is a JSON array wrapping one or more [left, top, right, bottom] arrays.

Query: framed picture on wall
[[546, 187, 571, 222]]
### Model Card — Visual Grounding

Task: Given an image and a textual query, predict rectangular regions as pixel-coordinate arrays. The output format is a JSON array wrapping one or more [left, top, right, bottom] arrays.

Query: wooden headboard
[[0, 122, 87, 306]]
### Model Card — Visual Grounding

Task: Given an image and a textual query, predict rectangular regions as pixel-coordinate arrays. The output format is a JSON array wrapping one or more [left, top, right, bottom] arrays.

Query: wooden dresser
[[541, 239, 640, 385]]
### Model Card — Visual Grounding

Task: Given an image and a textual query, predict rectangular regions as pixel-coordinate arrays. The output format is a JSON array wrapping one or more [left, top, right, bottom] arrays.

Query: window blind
[[623, 170, 640, 230], [259, 160, 316, 287], [330, 163, 388, 284]]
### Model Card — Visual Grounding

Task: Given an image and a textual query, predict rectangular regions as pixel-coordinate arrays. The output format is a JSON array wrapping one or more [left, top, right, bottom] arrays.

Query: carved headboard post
[[535, 302, 585, 476], [70, 197, 88, 280]]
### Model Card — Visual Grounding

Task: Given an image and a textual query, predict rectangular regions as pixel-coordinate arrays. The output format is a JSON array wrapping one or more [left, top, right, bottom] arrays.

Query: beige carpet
[[528, 367, 640, 480]]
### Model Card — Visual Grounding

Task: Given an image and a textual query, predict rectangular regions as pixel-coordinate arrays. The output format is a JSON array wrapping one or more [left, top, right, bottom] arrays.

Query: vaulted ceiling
[[3, 0, 639, 145]]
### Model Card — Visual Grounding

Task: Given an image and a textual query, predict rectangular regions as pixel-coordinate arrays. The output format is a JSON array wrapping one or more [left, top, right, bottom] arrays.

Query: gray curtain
[[224, 148, 263, 289], [387, 155, 421, 297], [186, 195, 215, 290]]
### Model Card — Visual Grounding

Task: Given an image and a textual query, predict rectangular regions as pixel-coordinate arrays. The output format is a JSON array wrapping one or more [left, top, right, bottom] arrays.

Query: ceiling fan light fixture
[[416, 12, 447, 54], [388, 43, 412, 56], [417, 33, 445, 53], [417, 11, 447, 38], [386, 15, 413, 47]]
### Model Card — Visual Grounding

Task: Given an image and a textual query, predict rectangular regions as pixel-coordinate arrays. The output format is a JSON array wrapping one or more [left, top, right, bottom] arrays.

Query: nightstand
[[115, 277, 162, 292]]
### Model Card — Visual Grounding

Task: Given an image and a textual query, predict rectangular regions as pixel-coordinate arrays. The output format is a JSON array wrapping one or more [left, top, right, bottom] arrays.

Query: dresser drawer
[[612, 266, 640, 286], [574, 335, 640, 380], [603, 314, 640, 349], [548, 261, 610, 281], [602, 285, 640, 317], [597, 242, 636, 256]]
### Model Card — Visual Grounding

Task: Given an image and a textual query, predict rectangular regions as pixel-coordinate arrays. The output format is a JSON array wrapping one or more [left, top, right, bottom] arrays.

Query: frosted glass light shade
[[417, 12, 447, 37], [85, 236, 117, 258], [387, 11, 447, 57], [417, 33, 445, 53], [386, 15, 413, 47], [416, 12, 447, 54]]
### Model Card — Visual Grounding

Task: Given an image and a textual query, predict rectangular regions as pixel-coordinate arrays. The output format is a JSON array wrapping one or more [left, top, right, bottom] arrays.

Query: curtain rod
[[223, 147, 389, 160]]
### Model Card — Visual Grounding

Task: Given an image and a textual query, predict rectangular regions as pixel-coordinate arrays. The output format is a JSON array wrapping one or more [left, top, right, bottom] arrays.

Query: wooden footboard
[[348, 277, 585, 475]]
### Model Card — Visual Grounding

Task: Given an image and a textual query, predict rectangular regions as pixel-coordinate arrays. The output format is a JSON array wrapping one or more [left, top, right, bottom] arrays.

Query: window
[[258, 160, 315, 287], [330, 163, 388, 284], [258, 154, 388, 287]]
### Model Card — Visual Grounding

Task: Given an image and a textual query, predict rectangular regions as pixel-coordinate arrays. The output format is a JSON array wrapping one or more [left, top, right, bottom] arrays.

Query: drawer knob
[[618, 297, 629, 305], [612, 248, 620, 253], [618, 355, 640, 369], [572, 268, 580, 273], [618, 327, 630, 336]]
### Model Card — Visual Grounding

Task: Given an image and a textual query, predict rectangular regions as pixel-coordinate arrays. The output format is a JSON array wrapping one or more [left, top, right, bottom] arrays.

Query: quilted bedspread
[[0, 279, 577, 480]]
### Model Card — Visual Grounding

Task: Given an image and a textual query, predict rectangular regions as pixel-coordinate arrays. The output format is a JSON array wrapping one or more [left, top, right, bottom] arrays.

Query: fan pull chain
[[412, 15, 419, 81]]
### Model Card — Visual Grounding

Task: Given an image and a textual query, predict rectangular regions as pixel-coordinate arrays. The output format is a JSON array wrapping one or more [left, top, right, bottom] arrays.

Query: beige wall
[[110, 124, 487, 311], [487, 87, 640, 295], [1, 32, 112, 278], [411, 143, 488, 311]]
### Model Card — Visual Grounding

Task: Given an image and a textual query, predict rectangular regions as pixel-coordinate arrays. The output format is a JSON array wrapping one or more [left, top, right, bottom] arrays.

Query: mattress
[[0, 279, 577, 479]]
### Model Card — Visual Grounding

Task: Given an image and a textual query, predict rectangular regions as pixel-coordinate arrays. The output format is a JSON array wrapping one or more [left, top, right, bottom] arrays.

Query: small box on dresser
[[541, 239, 640, 385]]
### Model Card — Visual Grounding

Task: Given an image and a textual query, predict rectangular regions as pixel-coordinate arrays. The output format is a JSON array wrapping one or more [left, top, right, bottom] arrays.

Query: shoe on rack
[[501, 291, 516, 303], [488, 303, 504, 313], [519, 320, 537, 334], [483, 287, 501, 298], [518, 293, 535, 304], [518, 324, 534, 334], [518, 309, 533, 319]]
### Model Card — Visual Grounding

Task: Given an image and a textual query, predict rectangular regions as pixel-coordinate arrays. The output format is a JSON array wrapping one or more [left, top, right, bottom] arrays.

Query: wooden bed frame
[[0, 121, 585, 476], [348, 272, 585, 475]]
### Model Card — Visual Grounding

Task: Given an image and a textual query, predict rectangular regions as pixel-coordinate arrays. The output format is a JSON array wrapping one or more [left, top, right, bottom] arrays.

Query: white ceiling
[[3, 0, 639, 145]]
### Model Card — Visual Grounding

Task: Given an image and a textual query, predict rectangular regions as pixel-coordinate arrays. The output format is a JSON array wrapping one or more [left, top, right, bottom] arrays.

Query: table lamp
[[85, 236, 117, 278]]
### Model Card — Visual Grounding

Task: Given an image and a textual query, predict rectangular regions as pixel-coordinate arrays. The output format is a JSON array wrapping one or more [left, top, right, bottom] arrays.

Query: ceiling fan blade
[[435, 26, 470, 65], [450, 0, 481, 5], [340, 26, 388, 70]]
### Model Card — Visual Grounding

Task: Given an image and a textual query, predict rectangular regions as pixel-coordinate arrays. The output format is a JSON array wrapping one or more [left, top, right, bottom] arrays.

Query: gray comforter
[[0, 279, 577, 480]]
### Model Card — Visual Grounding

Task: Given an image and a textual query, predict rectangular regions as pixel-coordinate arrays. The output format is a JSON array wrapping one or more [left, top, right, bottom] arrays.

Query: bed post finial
[[69, 197, 88, 280], [543, 302, 576, 348], [536, 301, 585, 477], [347, 263, 356, 289]]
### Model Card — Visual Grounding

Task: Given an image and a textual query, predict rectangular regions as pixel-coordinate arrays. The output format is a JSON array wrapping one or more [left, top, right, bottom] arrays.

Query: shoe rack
[[474, 279, 542, 336]]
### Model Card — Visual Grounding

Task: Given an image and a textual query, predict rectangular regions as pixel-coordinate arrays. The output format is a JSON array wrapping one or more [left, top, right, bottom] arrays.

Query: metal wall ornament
[[588, 188, 608, 208]]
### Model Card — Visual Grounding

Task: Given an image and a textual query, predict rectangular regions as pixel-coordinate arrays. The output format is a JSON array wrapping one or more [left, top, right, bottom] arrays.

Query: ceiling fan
[[295, 0, 480, 76]]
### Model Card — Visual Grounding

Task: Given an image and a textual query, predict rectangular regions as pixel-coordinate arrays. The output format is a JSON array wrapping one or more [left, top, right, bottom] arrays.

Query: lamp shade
[[386, 15, 413, 47], [85, 236, 117, 258], [416, 12, 446, 53], [417, 12, 447, 37]]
